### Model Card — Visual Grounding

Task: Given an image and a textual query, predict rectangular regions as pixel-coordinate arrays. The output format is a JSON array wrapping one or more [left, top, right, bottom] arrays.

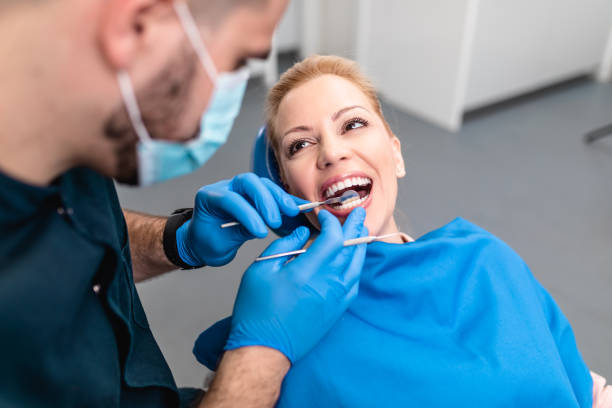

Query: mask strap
[[117, 70, 152, 143], [173, 1, 219, 83]]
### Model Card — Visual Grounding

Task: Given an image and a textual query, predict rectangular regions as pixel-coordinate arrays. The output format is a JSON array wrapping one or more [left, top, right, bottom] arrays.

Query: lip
[[318, 171, 374, 217]]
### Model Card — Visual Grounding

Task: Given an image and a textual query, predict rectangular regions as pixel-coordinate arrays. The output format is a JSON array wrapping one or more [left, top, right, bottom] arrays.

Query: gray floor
[[117, 68, 612, 388]]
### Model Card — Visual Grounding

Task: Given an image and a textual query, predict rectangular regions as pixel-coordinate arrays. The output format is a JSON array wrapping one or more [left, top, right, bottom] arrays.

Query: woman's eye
[[288, 140, 311, 156], [344, 118, 368, 132]]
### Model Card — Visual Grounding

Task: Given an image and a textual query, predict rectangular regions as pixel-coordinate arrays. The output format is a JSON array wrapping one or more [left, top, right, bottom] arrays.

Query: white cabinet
[[464, 0, 612, 110]]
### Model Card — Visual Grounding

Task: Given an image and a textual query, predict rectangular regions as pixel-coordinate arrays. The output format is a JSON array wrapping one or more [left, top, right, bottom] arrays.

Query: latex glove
[[176, 173, 305, 267], [194, 207, 368, 364]]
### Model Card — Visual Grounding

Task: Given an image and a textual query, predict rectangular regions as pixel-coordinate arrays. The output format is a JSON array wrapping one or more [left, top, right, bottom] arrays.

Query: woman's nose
[[316, 135, 352, 169]]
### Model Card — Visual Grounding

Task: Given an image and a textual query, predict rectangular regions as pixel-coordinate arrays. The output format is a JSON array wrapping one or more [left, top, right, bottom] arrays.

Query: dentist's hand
[[194, 207, 368, 365], [176, 173, 304, 267]]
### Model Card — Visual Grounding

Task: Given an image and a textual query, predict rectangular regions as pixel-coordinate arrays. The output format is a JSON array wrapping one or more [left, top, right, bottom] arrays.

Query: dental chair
[[584, 122, 612, 143], [251, 127, 310, 236]]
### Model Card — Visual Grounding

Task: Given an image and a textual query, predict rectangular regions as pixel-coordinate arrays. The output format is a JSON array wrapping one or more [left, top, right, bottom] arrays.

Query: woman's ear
[[391, 135, 406, 178]]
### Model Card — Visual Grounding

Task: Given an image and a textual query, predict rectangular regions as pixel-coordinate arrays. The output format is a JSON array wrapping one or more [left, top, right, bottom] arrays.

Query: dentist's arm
[[198, 347, 289, 408], [124, 210, 175, 282], [125, 173, 301, 282]]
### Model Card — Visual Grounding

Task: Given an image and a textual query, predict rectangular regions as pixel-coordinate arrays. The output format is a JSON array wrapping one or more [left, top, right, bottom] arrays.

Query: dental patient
[[195, 56, 611, 407]]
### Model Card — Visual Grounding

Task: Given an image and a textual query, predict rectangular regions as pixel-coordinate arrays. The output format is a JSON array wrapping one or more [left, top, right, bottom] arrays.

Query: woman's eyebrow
[[282, 125, 312, 139], [332, 105, 369, 121], [281, 106, 369, 139]]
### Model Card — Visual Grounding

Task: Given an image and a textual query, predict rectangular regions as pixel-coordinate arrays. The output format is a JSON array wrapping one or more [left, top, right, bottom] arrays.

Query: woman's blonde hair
[[265, 55, 392, 158]]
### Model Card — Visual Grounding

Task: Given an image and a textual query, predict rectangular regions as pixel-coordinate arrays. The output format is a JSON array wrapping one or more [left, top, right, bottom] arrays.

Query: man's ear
[[97, 0, 172, 70], [391, 135, 406, 178]]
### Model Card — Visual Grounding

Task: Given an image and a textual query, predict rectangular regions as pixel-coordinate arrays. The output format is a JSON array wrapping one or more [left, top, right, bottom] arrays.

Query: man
[[0, 0, 368, 407]]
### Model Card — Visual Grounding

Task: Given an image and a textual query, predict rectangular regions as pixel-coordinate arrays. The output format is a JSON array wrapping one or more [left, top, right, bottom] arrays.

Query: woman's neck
[[375, 217, 413, 244]]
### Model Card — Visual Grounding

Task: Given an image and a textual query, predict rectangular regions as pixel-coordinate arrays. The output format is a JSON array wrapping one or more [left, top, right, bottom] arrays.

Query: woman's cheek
[[288, 169, 316, 202]]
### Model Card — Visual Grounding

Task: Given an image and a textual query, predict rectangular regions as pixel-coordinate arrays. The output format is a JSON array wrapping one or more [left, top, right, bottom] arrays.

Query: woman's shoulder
[[419, 217, 499, 241], [366, 217, 530, 286], [368, 217, 524, 267]]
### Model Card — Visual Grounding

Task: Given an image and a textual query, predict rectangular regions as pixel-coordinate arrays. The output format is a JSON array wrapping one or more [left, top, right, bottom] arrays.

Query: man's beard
[[103, 45, 198, 185]]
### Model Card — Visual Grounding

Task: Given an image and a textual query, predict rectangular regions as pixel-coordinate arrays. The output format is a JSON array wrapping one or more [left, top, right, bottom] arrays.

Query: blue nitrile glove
[[176, 173, 307, 267], [194, 207, 369, 365]]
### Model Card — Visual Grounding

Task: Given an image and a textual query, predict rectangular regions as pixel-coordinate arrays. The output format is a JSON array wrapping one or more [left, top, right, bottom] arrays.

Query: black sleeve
[[178, 387, 205, 408]]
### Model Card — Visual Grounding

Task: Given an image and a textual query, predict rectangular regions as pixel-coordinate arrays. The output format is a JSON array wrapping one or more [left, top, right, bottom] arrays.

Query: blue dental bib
[[276, 218, 592, 407]]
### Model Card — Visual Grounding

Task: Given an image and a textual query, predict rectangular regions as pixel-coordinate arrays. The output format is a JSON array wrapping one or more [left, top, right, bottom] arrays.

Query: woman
[[197, 56, 611, 407]]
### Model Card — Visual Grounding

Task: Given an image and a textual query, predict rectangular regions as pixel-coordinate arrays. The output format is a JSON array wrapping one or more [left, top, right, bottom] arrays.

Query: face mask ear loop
[[117, 70, 152, 144], [173, 1, 218, 83]]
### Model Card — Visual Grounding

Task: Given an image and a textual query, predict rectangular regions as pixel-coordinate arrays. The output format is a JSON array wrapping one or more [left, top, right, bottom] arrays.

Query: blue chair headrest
[[252, 127, 282, 186], [251, 127, 311, 236]]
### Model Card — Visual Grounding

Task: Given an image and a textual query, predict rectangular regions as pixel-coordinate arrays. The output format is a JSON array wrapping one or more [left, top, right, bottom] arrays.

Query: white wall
[[319, 0, 358, 58], [276, 0, 302, 52], [357, 0, 479, 131], [300, 0, 359, 59], [597, 25, 612, 82]]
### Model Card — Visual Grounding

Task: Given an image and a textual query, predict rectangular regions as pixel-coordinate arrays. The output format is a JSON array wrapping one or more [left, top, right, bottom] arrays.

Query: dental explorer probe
[[220, 190, 360, 229], [254, 232, 413, 262]]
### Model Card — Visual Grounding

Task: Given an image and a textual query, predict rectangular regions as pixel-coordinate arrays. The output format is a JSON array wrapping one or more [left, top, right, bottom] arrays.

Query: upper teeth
[[325, 177, 372, 198]]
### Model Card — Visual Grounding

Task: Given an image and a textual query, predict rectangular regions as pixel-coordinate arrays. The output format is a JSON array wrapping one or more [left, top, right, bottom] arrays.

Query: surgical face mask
[[117, 1, 249, 186]]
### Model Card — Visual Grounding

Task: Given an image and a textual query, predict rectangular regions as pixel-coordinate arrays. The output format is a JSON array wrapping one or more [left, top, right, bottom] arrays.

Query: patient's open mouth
[[322, 176, 372, 211]]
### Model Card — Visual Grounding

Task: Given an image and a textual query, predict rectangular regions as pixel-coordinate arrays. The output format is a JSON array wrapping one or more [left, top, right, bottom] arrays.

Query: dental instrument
[[220, 190, 360, 229], [254, 231, 413, 262]]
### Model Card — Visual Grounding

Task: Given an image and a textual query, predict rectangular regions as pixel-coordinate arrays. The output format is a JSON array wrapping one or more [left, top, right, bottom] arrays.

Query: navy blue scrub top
[[0, 167, 201, 407]]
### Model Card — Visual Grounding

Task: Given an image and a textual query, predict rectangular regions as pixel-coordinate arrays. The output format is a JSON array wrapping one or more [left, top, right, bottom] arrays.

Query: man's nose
[[316, 133, 352, 169]]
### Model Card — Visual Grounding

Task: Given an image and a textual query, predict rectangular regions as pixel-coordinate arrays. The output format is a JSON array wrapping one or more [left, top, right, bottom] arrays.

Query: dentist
[[0, 1, 367, 407]]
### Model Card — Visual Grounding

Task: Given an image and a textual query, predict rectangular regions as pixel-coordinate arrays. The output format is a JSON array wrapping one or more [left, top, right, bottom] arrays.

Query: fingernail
[[295, 226, 309, 238], [271, 215, 281, 226], [267, 209, 281, 224], [284, 196, 297, 208], [255, 224, 268, 237]]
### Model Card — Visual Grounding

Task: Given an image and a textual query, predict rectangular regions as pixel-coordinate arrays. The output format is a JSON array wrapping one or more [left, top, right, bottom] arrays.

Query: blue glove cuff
[[175, 220, 205, 268], [163, 209, 203, 269], [225, 319, 295, 364]]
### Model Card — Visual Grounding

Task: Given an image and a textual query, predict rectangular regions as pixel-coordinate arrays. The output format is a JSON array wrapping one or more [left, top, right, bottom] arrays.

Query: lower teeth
[[334, 194, 368, 210]]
